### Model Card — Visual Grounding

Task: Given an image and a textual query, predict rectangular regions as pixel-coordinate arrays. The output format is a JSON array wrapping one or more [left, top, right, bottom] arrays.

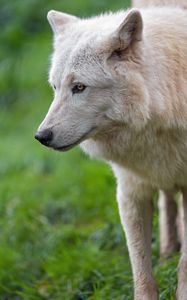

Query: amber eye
[[72, 83, 86, 94]]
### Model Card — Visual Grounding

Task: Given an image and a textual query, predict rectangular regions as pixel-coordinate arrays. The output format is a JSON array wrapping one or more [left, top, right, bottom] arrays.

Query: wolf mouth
[[53, 127, 97, 152]]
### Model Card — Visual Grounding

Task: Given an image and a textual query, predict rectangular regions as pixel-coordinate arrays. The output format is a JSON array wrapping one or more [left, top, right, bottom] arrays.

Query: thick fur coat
[[36, 1, 187, 299]]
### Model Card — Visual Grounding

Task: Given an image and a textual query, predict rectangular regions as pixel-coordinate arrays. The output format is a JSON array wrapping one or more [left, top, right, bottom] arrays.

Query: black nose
[[35, 129, 53, 146]]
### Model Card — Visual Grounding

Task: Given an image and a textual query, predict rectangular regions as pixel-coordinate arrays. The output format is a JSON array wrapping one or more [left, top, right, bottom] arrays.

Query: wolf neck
[[82, 122, 156, 164], [81, 122, 187, 188]]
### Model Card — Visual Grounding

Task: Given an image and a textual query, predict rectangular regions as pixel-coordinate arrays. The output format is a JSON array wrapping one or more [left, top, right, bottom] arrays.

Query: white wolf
[[35, 1, 187, 298]]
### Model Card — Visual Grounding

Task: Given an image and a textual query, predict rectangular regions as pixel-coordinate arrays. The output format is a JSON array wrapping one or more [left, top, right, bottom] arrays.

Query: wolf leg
[[177, 193, 184, 246], [176, 189, 187, 300], [158, 190, 179, 257], [116, 170, 157, 300]]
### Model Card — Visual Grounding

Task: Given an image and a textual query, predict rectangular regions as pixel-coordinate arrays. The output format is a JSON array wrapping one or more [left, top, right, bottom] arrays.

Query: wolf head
[[35, 9, 150, 151]]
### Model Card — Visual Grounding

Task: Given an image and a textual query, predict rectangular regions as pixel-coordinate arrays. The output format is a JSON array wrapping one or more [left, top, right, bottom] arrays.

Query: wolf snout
[[35, 129, 53, 147]]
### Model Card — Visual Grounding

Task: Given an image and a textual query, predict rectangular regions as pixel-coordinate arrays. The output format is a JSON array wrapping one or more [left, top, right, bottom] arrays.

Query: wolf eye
[[72, 83, 86, 94], [53, 84, 56, 90]]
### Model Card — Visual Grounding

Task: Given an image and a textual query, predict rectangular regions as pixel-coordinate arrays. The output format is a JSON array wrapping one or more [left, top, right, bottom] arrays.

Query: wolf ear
[[47, 10, 78, 34], [109, 9, 143, 60], [116, 9, 143, 45]]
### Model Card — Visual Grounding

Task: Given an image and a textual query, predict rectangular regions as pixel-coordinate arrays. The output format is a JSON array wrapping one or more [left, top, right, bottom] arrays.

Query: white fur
[[133, 0, 187, 9], [37, 3, 187, 299]]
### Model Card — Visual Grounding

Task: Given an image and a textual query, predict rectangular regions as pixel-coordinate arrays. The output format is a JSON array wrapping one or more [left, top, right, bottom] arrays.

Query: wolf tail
[[132, 0, 187, 8]]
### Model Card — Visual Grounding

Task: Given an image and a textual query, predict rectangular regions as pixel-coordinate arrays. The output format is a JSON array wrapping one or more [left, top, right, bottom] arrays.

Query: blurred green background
[[0, 0, 178, 299]]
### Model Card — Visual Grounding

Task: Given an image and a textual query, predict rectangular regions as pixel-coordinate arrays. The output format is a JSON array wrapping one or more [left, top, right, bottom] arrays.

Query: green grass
[[0, 0, 179, 299]]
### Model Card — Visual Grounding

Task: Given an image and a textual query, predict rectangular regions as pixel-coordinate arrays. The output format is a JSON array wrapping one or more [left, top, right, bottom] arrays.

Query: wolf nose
[[35, 129, 53, 146]]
